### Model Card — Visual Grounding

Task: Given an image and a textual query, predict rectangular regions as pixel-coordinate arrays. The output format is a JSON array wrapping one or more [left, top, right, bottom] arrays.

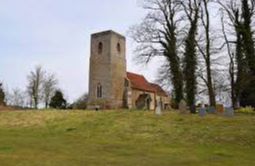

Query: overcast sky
[[0, 0, 161, 102]]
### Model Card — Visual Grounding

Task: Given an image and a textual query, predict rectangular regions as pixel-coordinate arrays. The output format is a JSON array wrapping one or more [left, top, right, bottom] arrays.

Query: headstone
[[190, 105, 196, 113], [179, 100, 187, 114], [95, 105, 100, 111], [224, 107, 234, 117], [199, 108, 207, 117], [207, 106, 216, 114], [216, 104, 224, 113], [155, 100, 162, 115]]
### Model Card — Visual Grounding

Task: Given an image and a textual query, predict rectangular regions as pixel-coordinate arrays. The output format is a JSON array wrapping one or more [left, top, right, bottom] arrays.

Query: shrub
[[49, 90, 67, 109], [72, 94, 88, 110], [0, 83, 6, 106], [236, 107, 255, 114]]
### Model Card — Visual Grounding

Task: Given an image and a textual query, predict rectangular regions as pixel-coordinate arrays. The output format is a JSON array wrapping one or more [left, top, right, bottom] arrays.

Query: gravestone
[[190, 105, 196, 113], [95, 105, 100, 111], [216, 104, 224, 113], [224, 107, 234, 117], [155, 100, 162, 115], [179, 100, 187, 114], [199, 108, 207, 117], [208, 106, 216, 114]]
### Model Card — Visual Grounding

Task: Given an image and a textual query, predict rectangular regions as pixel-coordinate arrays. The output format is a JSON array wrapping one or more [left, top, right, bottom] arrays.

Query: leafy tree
[[49, 90, 67, 109]]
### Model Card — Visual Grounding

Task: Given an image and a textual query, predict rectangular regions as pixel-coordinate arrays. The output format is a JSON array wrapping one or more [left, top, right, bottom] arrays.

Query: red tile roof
[[150, 83, 168, 97], [127, 72, 168, 96], [127, 72, 155, 92]]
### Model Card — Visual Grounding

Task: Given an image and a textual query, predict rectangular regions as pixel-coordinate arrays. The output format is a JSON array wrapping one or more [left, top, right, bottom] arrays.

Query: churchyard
[[0, 109, 254, 166]]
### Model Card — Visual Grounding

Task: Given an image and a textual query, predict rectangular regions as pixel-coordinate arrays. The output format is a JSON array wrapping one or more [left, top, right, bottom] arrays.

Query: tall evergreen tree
[[240, 0, 255, 107], [49, 90, 67, 109], [182, 0, 201, 113], [159, 0, 184, 105], [241, 0, 255, 73], [235, 11, 248, 107], [217, 0, 251, 108]]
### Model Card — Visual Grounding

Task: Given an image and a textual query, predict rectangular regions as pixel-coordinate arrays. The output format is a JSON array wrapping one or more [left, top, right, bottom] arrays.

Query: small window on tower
[[97, 83, 102, 98], [117, 43, 121, 53], [98, 42, 103, 54]]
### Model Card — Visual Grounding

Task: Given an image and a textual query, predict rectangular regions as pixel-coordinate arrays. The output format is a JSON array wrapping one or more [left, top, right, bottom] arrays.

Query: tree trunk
[[203, 0, 216, 107]]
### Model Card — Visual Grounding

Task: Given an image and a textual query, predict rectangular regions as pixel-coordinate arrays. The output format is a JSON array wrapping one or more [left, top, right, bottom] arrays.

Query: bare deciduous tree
[[27, 66, 45, 109], [197, 0, 216, 107], [43, 73, 58, 108], [129, 0, 184, 105], [220, 13, 237, 108], [217, 0, 255, 107], [9, 88, 26, 107]]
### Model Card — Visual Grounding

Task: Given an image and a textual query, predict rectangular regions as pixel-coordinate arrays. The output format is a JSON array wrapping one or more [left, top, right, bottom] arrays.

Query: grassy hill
[[0, 110, 254, 166]]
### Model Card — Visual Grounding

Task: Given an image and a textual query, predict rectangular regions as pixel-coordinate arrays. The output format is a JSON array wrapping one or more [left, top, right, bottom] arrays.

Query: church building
[[88, 30, 170, 110]]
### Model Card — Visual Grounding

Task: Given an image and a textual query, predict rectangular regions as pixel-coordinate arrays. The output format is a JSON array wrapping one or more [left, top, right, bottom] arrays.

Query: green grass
[[0, 110, 254, 166]]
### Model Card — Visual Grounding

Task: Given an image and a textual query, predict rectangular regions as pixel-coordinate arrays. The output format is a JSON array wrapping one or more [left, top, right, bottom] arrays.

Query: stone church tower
[[88, 30, 127, 109]]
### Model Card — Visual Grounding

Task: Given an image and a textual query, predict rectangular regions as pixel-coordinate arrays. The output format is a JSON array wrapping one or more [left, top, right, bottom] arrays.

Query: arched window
[[124, 79, 129, 87], [97, 83, 102, 98], [98, 42, 103, 54], [117, 43, 121, 53]]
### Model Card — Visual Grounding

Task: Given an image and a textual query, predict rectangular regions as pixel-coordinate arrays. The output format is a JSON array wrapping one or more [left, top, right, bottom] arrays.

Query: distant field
[[0, 110, 254, 166]]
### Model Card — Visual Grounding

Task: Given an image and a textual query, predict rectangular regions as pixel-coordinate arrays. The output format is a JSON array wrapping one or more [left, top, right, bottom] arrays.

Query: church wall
[[155, 95, 171, 110], [131, 89, 156, 110], [162, 96, 171, 105]]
